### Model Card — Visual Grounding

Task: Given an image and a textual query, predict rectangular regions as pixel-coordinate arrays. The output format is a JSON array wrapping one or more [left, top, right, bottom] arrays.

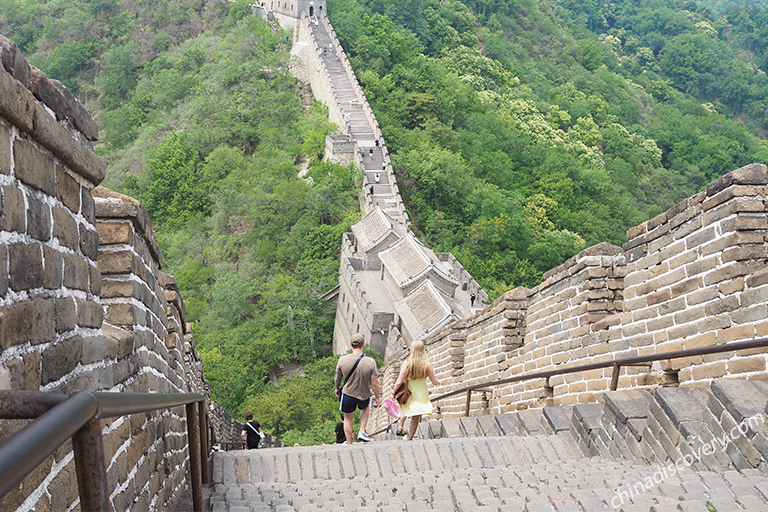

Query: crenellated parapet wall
[[318, 15, 379, 138], [0, 35, 220, 512], [436, 252, 490, 305], [370, 163, 768, 433]]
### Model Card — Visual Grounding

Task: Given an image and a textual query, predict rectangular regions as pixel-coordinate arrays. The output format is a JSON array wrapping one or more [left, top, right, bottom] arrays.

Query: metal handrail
[[0, 390, 208, 511], [430, 337, 768, 417]]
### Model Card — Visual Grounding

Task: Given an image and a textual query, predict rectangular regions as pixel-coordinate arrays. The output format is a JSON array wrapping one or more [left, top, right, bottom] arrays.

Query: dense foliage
[[327, 0, 768, 293]]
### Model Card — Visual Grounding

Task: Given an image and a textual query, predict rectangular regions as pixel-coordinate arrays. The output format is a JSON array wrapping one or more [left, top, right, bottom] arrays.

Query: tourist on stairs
[[335, 334, 380, 443], [393, 340, 441, 440]]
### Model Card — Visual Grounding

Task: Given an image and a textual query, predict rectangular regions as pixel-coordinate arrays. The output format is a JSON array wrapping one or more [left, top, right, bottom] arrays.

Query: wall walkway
[[209, 378, 768, 511]]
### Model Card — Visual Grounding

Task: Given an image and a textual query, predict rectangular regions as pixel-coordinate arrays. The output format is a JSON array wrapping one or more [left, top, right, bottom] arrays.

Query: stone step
[[205, 378, 768, 510], [208, 446, 768, 511], [709, 379, 768, 465], [212, 434, 589, 488], [402, 379, 768, 475]]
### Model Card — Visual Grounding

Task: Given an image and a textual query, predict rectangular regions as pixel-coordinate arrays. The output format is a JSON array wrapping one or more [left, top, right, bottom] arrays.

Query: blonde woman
[[393, 340, 441, 440]]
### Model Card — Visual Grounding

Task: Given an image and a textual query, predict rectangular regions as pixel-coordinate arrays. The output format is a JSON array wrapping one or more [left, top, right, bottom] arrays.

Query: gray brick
[[13, 137, 54, 195], [52, 206, 77, 250], [26, 193, 50, 241], [75, 297, 102, 328], [1, 185, 25, 232], [79, 223, 99, 260], [0, 244, 6, 296], [41, 335, 82, 385], [62, 251, 88, 290], [9, 242, 43, 291], [0, 119, 9, 175], [56, 165, 80, 213]]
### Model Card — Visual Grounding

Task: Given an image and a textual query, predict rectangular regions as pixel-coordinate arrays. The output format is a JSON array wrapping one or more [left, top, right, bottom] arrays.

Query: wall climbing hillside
[[0, 35, 225, 512], [274, 10, 768, 438], [370, 163, 768, 433]]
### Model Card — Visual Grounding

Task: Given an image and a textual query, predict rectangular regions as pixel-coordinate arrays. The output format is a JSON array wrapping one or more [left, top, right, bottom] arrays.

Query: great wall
[[4, 2, 768, 511]]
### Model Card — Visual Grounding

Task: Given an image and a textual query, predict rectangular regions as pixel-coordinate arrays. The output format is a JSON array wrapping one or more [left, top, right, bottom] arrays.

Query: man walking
[[335, 334, 380, 443]]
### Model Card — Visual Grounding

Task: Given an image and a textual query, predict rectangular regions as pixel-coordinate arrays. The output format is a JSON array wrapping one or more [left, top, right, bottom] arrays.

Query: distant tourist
[[335, 333, 381, 443], [369, 185, 374, 196], [470, 292, 476, 307], [240, 412, 264, 449], [394, 340, 441, 441], [374, 172, 380, 183], [334, 414, 347, 444]]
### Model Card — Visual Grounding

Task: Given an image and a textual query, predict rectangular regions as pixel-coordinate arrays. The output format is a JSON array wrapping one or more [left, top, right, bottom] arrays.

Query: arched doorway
[[309, 6, 314, 16]]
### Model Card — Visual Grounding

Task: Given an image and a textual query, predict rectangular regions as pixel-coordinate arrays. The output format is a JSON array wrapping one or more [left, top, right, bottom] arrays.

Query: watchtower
[[259, 0, 326, 34]]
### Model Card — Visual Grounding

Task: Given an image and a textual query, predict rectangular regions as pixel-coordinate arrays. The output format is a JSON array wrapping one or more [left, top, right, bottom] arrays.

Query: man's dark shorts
[[340, 393, 370, 413]]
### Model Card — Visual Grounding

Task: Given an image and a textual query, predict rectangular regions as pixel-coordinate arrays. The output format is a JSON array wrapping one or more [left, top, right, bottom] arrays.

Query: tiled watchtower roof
[[379, 234, 457, 290], [394, 280, 457, 341], [351, 207, 403, 253]]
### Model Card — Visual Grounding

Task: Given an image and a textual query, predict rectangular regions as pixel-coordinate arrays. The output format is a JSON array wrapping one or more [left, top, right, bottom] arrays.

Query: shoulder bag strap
[[247, 422, 259, 433], [339, 354, 365, 394]]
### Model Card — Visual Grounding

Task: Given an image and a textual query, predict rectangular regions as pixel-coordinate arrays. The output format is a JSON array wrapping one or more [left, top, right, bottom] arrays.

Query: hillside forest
[[2, 0, 768, 444]]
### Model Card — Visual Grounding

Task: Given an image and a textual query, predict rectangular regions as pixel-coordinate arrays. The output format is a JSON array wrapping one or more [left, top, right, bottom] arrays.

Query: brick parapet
[[0, 43, 215, 512], [435, 252, 489, 305], [371, 164, 768, 434], [0, 36, 105, 399], [292, 15, 344, 129], [334, 234, 390, 354]]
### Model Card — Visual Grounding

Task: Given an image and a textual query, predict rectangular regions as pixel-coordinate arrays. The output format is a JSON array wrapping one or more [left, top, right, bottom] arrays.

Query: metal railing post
[[198, 401, 209, 484], [464, 390, 471, 417], [186, 402, 203, 512], [610, 363, 621, 391], [73, 417, 111, 511], [0, 391, 98, 500]]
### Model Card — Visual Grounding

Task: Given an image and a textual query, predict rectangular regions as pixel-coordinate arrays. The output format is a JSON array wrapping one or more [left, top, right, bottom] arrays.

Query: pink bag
[[381, 399, 401, 417]]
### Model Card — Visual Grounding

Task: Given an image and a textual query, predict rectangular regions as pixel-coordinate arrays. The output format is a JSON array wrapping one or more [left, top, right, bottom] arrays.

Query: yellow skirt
[[401, 378, 432, 417]]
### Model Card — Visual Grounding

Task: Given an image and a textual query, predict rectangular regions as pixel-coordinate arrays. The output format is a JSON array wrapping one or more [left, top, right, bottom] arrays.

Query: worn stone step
[[207, 446, 768, 511], [212, 433, 593, 488], [543, 405, 573, 433], [571, 402, 606, 456], [709, 379, 768, 464]]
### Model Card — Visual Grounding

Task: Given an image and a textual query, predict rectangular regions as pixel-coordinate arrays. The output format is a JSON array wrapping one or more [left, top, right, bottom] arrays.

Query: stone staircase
[[311, 21, 406, 223], [205, 379, 768, 511], [313, 22, 375, 145]]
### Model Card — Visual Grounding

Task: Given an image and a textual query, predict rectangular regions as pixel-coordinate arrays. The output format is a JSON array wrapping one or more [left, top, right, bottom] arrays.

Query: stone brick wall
[[291, 14, 345, 129], [370, 163, 768, 434], [324, 134, 356, 165], [333, 233, 388, 353], [0, 36, 215, 512]]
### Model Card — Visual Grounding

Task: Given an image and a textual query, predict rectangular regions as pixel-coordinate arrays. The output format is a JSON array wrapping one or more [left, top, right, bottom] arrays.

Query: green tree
[[98, 43, 141, 109], [129, 131, 203, 225]]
